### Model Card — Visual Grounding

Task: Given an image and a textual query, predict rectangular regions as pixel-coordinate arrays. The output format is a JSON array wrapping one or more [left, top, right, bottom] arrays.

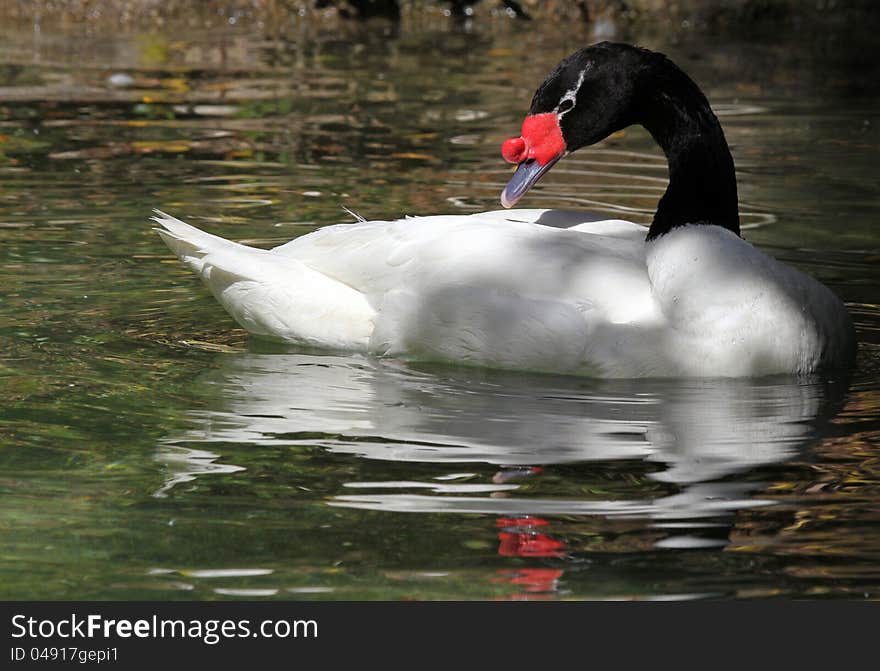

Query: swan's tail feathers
[[152, 210, 376, 348], [152, 210, 284, 293], [152, 209, 248, 274]]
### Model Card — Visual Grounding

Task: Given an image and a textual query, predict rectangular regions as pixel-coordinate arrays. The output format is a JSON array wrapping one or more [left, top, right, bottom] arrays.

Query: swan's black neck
[[638, 59, 740, 241]]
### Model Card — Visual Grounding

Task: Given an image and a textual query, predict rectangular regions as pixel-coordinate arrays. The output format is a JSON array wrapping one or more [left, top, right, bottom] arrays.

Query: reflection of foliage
[[0, 130, 51, 164], [0, 1, 876, 31], [132, 103, 176, 120], [136, 33, 171, 68], [727, 409, 880, 597], [314, 1, 532, 21], [314, 0, 402, 20]]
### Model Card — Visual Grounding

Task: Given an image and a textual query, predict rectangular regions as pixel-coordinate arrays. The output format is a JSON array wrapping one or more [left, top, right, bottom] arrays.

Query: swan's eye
[[558, 99, 574, 114]]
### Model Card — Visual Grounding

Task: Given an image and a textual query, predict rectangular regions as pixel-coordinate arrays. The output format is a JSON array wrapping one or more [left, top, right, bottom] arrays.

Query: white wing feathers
[[152, 210, 374, 348]]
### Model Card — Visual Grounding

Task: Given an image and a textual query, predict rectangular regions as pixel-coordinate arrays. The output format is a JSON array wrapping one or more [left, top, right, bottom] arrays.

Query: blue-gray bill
[[500, 156, 561, 208]]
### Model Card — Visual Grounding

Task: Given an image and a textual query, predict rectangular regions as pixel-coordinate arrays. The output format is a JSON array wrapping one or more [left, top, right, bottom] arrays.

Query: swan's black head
[[500, 42, 740, 239], [501, 42, 655, 207]]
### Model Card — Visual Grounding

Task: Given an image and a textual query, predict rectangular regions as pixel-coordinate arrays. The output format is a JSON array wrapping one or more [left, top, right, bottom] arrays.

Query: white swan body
[[154, 208, 854, 378], [154, 43, 856, 377]]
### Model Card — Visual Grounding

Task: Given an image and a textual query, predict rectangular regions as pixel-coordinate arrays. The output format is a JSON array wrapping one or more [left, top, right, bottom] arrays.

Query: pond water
[[1, 9, 878, 600]]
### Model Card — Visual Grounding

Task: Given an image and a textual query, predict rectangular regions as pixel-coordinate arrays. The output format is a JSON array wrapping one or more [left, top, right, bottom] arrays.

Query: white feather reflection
[[153, 445, 246, 498], [156, 351, 843, 532]]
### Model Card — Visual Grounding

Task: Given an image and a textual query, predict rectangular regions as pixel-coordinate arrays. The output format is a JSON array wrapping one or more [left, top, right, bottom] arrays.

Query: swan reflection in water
[[156, 350, 846, 590]]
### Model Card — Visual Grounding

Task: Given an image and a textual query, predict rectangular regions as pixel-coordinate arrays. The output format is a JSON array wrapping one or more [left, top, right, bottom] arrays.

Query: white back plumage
[[154, 209, 854, 377]]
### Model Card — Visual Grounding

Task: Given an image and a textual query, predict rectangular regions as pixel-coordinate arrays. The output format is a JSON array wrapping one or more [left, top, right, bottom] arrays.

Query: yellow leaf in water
[[138, 34, 169, 67], [131, 140, 191, 153], [161, 77, 190, 93], [390, 152, 436, 161]]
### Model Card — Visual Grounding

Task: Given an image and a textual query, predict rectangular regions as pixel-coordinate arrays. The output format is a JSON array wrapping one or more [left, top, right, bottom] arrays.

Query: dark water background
[[1, 6, 878, 599]]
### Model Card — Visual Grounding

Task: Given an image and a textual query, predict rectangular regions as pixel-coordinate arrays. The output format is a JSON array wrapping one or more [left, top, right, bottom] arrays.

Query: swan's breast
[[646, 225, 854, 375]]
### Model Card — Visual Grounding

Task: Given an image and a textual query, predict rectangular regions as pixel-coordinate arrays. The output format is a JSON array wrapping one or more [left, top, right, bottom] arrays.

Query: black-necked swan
[[154, 42, 855, 378]]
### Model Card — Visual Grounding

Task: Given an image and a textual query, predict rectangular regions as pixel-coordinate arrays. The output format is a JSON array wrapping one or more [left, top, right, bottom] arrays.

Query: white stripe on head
[[556, 65, 589, 117]]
